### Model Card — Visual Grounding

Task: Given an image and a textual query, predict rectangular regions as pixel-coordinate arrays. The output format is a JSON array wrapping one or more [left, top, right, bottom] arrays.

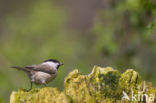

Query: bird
[[11, 59, 63, 91]]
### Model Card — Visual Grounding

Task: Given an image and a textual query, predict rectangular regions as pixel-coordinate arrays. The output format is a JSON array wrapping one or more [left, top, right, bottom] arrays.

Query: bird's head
[[43, 59, 63, 69]]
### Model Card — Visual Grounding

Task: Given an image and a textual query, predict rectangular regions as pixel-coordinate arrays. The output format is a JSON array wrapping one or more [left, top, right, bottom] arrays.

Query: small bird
[[11, 59, 63, 91]]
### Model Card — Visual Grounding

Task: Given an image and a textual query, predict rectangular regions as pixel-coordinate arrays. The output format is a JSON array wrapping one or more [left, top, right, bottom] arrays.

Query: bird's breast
[[31, 71, 56, 84]]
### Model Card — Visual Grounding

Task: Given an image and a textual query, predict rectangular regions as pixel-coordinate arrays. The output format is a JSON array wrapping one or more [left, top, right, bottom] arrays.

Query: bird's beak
[[59, 63, 64, 66]]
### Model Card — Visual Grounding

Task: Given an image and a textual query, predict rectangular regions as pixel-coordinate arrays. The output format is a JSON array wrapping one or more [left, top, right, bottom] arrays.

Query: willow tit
[[11, 59, 63, 91]]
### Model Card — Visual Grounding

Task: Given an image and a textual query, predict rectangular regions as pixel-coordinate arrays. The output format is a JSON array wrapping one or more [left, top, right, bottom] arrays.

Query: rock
[[10, 88, 71, 103], [10, 66, 156, 103]]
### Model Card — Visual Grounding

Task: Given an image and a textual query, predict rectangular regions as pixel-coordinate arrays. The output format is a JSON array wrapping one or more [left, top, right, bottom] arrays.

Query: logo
[[122, 91, 130, 101], [122, 89, 155, 102]]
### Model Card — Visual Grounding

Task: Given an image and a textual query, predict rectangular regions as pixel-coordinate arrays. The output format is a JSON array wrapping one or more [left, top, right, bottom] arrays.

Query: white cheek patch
[[42, 62, 58, 69]]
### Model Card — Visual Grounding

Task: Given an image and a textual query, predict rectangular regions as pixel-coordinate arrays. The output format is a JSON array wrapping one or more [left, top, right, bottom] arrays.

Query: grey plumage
[[11, 59, 63, 91]]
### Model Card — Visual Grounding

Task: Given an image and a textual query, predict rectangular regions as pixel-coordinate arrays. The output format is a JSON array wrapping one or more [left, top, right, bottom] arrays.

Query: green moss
[[119, 69, 142, 93], [10, 88, 71, 103], [64, 69, 95, 103], [10, 66, 156, 103], [88, 66, 121, 102]]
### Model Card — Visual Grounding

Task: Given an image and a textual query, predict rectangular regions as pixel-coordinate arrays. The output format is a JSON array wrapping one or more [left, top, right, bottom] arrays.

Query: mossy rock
[[10, 88, 71, 103], [10, 66, 156, 103]]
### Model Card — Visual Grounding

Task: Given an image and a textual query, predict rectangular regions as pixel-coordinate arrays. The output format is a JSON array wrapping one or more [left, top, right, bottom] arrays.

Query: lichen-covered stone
[[88, 66, 121, 102], [10, 88, 71, 103], [10, 66, 156, 103], [64, 69, 96, 103], [119, 69, 142, 91]]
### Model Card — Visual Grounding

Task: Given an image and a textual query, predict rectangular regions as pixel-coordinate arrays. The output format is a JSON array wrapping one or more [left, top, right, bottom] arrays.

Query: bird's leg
[[27, 82, 33, 91], [42, 80, 47, 87]]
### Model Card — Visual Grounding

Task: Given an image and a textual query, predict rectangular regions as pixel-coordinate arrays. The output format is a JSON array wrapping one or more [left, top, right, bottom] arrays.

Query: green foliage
[[0, 97, 5, 103]]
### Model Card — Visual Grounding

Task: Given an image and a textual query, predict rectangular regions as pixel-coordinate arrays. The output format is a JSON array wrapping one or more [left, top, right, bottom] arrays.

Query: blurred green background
[[0, 0, 155, 102]]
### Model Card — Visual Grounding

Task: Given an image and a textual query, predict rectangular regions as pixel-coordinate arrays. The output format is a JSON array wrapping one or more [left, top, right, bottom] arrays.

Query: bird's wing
[[25, 64, 56, 74]]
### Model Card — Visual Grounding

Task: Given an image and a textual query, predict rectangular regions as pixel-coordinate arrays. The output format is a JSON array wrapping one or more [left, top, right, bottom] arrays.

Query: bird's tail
[[11, 66, 31, 72]]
